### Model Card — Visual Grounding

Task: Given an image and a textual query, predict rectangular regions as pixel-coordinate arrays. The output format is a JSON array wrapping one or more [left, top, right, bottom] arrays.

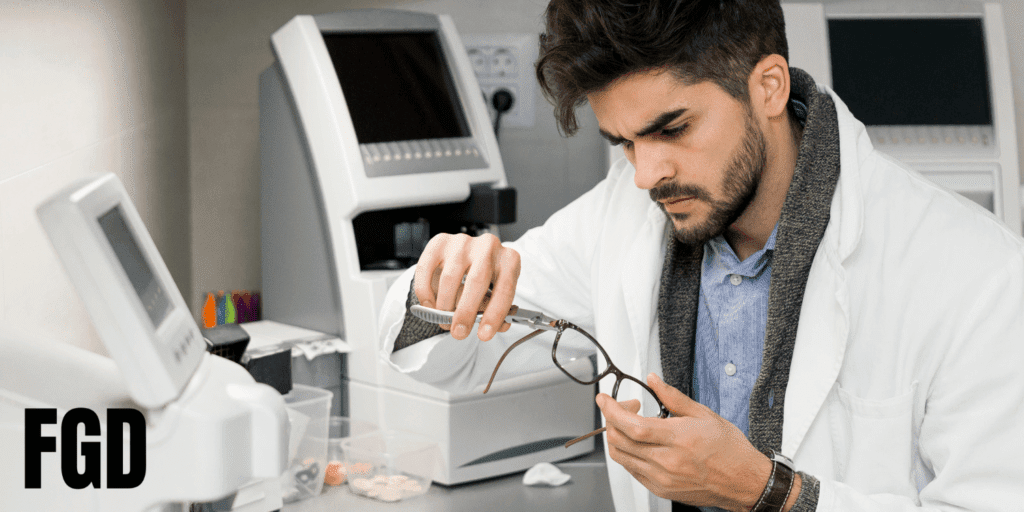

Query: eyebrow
[[599, 108, 688, 145]]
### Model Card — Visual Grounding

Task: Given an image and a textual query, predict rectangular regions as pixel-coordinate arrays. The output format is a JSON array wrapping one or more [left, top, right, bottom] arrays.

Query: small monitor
[[38, 174, 205, 408], [828, 17, 992, 126], [289, 10, 493, 180], [322, 31, 471, 145]]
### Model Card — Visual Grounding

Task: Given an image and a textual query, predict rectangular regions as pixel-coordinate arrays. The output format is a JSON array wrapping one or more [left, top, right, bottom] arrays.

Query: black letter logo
[[61, 408, 101, 489], [107, 408, 146, 488], [24, 408, 57, 488]]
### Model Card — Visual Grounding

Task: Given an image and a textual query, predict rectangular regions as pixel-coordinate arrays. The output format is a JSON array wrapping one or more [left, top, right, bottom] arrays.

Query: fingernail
[[648, 373, 661, 384], [453, 324, 468, 338], [479, 323, 494, 340]]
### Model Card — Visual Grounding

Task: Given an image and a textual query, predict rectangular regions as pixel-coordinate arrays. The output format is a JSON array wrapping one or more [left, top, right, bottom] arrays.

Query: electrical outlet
[[462, 33, 538, 129]]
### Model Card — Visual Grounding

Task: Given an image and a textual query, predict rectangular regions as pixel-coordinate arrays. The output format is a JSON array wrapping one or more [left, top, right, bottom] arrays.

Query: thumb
[[648, 373, 707, 418]]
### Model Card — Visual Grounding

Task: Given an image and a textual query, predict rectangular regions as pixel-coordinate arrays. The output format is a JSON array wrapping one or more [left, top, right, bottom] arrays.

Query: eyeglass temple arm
[[482, 328, 548, 394], [565, 427, 605, 448]]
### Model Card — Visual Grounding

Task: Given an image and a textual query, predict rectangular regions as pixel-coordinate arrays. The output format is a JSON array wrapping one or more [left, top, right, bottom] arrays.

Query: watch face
[[772, 451, 795, 470]]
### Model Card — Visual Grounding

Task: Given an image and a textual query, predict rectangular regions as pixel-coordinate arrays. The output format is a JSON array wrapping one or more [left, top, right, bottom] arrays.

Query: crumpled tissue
[[522, 462, 571, 486]]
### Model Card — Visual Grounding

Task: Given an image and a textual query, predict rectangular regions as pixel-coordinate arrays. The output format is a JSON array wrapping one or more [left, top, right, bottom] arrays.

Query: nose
[[630, 141, 674, 190]]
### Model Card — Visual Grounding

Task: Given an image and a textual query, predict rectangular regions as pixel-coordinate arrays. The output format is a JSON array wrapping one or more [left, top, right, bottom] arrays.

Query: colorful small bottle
[[216, 291, 226, 326], [224, 291, 236, 324], [234, 291, 248, 323], [202, 292, 217, 328]]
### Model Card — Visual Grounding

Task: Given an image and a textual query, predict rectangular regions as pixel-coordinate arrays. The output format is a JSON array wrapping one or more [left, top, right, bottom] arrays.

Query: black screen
[[829, 18, 992, 126], [99, 206, 172, 328], [322, 31, 471, 144]]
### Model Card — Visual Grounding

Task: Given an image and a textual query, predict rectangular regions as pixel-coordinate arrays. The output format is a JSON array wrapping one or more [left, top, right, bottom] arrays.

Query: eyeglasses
[[483, 319, 671, 448]]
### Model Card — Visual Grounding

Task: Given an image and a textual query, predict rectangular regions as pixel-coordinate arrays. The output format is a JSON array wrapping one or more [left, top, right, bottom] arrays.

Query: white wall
[[0, 0, 189, 353], [185, 0, 609, 316]]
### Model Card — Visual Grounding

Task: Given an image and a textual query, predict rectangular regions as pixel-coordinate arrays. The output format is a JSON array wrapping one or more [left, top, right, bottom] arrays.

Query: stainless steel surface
[[283, 449, 614, 512]]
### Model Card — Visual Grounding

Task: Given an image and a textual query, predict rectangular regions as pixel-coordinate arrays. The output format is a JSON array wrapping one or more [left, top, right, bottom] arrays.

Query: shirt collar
[[704, 223, 779, 279]]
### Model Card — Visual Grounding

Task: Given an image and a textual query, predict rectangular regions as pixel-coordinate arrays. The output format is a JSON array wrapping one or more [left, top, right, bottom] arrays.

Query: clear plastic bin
[[323, 416, 378, 487], [280, 384, 333, 503], [341, 430, 440, 503]]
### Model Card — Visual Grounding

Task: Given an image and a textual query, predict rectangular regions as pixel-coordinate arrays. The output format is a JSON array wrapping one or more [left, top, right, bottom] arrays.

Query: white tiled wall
[[0, 0, 188, 354]]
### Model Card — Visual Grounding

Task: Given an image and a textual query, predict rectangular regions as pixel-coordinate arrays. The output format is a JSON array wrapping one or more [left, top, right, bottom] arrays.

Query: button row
[[869, 126, 994, 148], [877, 135, 989, 146], [173, 329, 198, 363], [361, 140, 481, 165]]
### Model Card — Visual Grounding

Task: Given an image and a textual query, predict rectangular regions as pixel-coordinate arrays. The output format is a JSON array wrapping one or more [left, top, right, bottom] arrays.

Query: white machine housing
[[260, 10, 595, 485], [37, 174, 206, 409], [0, 173, 289, 511], [782, 0, 1021, 233], [0, 337, 288, 512]]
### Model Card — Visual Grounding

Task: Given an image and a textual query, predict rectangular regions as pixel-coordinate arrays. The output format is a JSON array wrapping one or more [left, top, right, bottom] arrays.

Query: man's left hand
[[597, 373, 773, 511]]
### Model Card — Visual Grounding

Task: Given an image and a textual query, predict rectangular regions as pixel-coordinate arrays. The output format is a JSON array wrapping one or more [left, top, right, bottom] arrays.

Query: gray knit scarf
[[661, 68, 839, 512]]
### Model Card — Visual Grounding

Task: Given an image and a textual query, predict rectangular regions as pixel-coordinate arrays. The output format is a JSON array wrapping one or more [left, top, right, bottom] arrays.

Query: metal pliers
[[410, 304, 559, 332]]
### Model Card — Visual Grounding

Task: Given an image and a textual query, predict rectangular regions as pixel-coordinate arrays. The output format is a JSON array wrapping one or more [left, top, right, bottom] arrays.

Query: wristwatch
[[751, 449, 796, 512]]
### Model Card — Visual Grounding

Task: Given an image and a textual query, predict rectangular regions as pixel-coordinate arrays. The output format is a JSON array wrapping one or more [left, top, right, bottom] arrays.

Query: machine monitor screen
[[98, 205, 172, 328], [828, 18, 992, 126], [322, 31, 471, 144]]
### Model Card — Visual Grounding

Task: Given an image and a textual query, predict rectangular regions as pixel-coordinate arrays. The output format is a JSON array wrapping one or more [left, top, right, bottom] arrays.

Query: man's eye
[[658, 124, 688, 139]]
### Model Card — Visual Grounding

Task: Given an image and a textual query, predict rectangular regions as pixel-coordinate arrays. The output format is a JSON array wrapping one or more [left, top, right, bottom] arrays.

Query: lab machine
[[0, 173, 289, 511], [259, 9, 595, 485], [782, 0, 1021, 233]]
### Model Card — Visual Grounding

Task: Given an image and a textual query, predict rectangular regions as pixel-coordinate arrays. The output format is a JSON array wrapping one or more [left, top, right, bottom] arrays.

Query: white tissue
[[522, 462, 571, 486]]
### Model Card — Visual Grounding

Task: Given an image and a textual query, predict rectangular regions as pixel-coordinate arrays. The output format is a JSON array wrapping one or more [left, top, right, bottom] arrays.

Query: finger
[[479, 244, 520, 341], [619, 398, 641, 414], [603, 410, 668, 475], [647, 373, 708, 418], [451, 239, 498, 339], [604, 433, 662, 490], [434, 236, 471, 319], [597, 394, 666, 447], [596, 393, 647, 438], [605, 435, 660, 480], [414, 235, 447, 309]]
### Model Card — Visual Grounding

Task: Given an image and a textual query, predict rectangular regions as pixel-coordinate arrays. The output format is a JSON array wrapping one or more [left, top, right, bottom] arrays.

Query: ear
[[748, 54, 791, 121]]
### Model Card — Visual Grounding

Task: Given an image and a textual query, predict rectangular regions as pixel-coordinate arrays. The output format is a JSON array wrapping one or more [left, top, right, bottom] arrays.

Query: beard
[[649, 111, 767, 247]]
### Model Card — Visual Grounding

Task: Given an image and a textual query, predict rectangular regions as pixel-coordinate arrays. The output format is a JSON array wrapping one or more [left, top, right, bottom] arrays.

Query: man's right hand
[[413, 233, 521, 341]]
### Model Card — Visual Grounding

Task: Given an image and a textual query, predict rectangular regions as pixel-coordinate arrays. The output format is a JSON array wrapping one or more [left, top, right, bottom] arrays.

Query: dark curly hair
[[536, 0, 788, 135]]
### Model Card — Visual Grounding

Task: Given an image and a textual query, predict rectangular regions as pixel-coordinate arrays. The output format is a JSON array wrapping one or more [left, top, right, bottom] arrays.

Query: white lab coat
[[379, 87, 1024, 511]]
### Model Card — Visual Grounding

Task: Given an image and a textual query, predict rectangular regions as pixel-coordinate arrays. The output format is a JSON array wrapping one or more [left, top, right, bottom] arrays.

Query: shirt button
[[724, 363, 737, 376], [730, 274, 743, 286]]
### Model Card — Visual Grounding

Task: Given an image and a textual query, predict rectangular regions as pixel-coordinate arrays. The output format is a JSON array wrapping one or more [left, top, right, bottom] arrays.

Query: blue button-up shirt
[[694, 225, 778, 436]]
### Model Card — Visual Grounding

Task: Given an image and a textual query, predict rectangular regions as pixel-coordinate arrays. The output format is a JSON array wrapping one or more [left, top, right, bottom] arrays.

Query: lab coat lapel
[[781, 240, 849, 456], [783, 88, 864, 455], [620, 206, 668, 378]]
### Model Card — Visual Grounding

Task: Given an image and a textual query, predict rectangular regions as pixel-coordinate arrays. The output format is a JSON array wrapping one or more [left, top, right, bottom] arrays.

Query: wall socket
[[462, 33, 538, 129]]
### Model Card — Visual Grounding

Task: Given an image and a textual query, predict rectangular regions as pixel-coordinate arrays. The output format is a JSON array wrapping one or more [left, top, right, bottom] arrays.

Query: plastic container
[[341, 430, 440, 502], [280, 384, 333, 503], [323, 416, 378, 487]]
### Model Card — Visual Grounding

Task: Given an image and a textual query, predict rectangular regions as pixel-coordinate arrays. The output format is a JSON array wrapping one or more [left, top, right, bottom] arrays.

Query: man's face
[[588, 69, 767, 246]]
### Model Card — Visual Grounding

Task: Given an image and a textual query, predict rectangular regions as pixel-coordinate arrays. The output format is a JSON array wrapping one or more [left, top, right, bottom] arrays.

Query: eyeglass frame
[[483, 319, 671, 448]]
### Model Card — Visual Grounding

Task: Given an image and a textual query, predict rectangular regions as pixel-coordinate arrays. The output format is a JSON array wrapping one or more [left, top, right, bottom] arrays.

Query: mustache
[[649, 181, 708, 203]]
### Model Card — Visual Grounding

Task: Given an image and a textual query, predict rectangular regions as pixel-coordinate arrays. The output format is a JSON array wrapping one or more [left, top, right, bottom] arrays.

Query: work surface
[[283, 449, 615, 512]]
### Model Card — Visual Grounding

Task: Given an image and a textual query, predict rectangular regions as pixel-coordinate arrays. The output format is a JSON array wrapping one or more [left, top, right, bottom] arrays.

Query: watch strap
[[751, 450, 795, 512]]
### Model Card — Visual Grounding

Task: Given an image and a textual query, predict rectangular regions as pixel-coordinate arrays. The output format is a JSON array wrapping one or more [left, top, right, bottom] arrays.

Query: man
[[378, 0, 1024, 511]]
